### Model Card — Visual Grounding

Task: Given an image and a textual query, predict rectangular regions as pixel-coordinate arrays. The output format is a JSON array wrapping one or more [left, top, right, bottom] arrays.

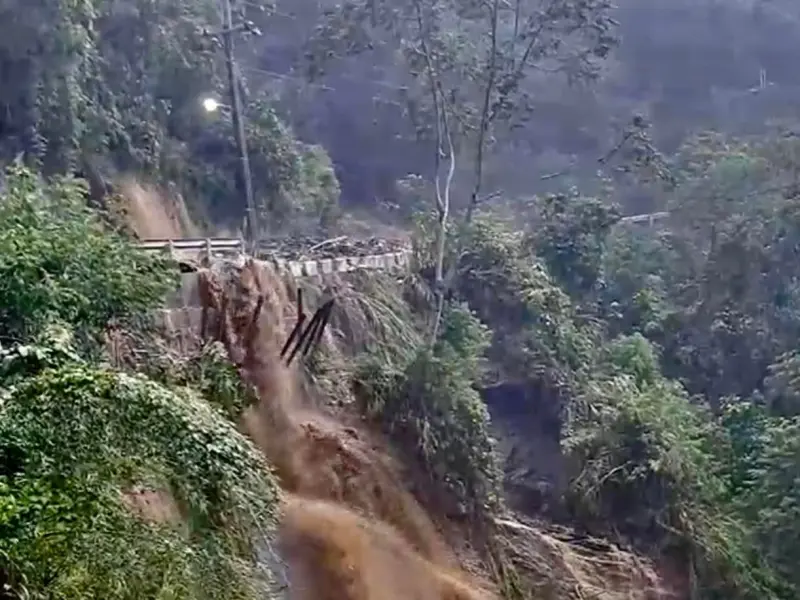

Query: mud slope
[[117, 177, 201, 239], [281, 496, 494, 600], [200, 259, 495, 600], [195, 259, 680, 600]]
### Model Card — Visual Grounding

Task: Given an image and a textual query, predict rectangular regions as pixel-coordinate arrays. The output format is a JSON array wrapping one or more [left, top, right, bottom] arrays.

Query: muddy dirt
[[280, 496, 495, 600], [199, 259, 496, 600], [117, 177, 201, 240]]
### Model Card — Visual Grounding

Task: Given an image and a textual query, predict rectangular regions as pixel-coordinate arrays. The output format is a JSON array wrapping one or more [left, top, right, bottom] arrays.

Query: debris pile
[[257, 235, 408, 260]]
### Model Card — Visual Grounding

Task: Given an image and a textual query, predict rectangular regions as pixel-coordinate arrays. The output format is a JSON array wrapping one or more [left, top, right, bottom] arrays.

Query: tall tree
[[307, 0, 616, 337]]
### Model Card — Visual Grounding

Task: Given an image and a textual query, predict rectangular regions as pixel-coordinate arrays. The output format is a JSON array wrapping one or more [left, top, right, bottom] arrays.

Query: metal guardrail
[[136, 236, 412, 277], [619, 211, 670, 225], [137, 238, 244, 251], [136, 210, 669, 274]]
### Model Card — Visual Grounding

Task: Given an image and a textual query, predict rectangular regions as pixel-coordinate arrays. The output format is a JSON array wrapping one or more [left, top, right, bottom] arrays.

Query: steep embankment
[[197, 259, 495, 599], [116, 178, 202, 239], [172, 257, 677, 599]]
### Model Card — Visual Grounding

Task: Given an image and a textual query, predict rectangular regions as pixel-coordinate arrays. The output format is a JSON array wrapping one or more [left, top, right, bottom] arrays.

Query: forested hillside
[[0, 0, 339, 233], [248, 0, 800, 212], [4, 0, 800, 599]]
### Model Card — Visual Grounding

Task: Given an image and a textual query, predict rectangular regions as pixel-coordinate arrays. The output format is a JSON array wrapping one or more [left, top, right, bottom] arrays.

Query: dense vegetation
[[433, 130, 800, 598], [348, 124, 800, 598], [5, 0, 800, 599], [347, 126, 800, 599], [0, 167, 280, 599]]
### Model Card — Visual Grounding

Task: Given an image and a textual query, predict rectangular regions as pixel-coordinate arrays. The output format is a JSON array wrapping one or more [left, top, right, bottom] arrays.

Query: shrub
[[0, 329, 280, 600], [565, 335, 780, 599], [356, 303, 502, 517], [0, 165, 177, 344]]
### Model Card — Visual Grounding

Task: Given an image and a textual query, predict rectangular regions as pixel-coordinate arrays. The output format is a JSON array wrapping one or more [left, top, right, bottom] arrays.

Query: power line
[[239, 66, 409, 113], [239, 64, 412, 95], [232, 2, 411, 95]]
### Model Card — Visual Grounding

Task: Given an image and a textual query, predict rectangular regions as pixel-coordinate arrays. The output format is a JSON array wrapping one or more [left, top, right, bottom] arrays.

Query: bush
[[356, 303, 501, 517], [0, 330, 280, 600], [457, 217, 599, 393], [565, 335, 780, 599], [0, 165, 177, 344], [0, 166, 279, 599]]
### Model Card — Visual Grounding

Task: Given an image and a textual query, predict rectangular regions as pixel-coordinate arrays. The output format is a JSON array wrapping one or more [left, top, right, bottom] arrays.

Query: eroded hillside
[[8, 151, 800, 599], [163, 256, 677, 600]]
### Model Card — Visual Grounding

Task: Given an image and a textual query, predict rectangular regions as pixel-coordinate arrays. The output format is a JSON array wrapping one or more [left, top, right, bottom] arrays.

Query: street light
[[202, 97, 226, 113], [199, 93, 256, 250]]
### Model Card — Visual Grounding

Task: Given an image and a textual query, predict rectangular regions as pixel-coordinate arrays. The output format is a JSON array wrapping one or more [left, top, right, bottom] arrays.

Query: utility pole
[[221, 0, 257, 248]]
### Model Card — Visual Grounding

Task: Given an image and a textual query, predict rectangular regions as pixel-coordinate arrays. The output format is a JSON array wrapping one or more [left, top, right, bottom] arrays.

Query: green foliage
[[0, 161, 279, 598], [456, 217, 598, 391], [0, 165, 177, 344], [142, 341, 259, 421], [0, 0, 338, 229], [762, 351, 800, 417], [603, 332, 660, 387], [599, 226, 672, 337], [293, 144, 342, 231], [715, 391, 800, 597], [0, 332, 280, 600], [356, 303, 501, 517], [565, 335, 780, 600], [526, 191, 621, 299], [555, 129, 800, 599], [235, 101, 340, 231], [734, 415, 800, 596], [600, 132, 800, 402], [397, 133, 800, 597]]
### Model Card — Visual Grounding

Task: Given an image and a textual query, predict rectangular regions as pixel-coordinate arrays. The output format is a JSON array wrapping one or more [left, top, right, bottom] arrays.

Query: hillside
[[138, 244, 676, 599], [250, 0, 800, 214], [6, 0, 800, 228], [6, 143, 800, 598], [5, 0, 800, 599]]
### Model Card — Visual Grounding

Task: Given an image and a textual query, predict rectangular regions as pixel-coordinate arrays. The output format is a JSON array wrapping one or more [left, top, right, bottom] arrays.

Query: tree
[[0, 0, 339, 231], [307, 0, 616, 338], [598, 132, 800, 403], [525, 190, 621, 299]]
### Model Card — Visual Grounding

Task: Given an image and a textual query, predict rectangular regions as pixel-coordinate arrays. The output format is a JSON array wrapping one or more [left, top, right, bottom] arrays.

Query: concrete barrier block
[[319, 259, 334, 274], [334, 257, 349, 273]]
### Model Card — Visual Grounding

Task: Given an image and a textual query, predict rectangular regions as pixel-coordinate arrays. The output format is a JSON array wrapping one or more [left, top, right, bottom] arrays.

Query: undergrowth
[[564, 334, 784, 599], [412, 209, 798, 599], [326, 270, 424, 363], [355, 303, 502, 518], [0, 327, 280, 600]]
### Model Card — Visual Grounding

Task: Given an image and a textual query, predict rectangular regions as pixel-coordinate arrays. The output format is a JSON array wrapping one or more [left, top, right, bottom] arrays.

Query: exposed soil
[[199, 259, 495, 599], [117, 177, 201, 240]]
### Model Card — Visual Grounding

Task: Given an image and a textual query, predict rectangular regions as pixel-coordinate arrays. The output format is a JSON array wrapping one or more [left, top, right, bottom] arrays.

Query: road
[[134, 211, 669, 274]]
